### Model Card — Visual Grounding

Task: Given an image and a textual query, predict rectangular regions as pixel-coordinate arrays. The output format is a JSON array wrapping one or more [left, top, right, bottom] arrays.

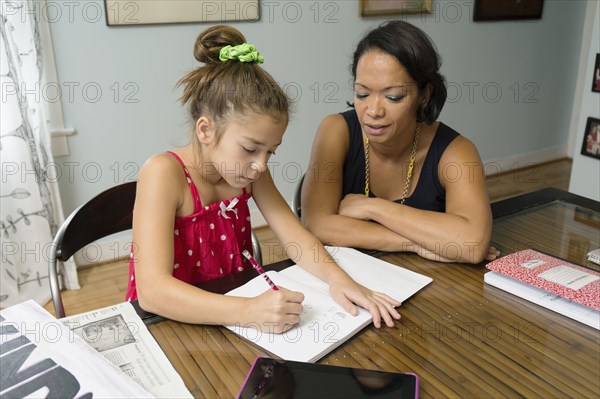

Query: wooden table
[[136, 188, 600, 398]]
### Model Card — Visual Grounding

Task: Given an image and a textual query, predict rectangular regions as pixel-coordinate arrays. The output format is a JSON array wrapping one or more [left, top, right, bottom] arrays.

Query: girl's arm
[[132, 154, 304, 333], [302, 115, 492, 263], [252, 167, 401, 328]]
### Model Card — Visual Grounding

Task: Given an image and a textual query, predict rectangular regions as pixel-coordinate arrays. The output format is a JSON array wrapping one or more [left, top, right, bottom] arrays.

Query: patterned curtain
[[1, 0, 79, 308]]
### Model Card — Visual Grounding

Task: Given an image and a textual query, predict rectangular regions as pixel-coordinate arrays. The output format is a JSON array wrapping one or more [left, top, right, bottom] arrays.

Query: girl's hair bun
[[178, 25, 289, 130], [193, 25, 247, 64]]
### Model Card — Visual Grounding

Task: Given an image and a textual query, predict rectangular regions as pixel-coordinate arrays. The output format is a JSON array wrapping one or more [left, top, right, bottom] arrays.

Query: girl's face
[[206, 113, 287, 188], [354, 50, 428, 144]]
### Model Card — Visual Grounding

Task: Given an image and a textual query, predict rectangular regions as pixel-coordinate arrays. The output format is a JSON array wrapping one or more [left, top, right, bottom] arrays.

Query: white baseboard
[[483, 146, 569, 176], [75, 147, 568, 267]]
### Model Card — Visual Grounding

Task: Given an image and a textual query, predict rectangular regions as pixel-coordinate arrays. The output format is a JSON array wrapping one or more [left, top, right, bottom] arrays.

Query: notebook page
[[225, 271, 371, 362], [281, 247, 432, 303]]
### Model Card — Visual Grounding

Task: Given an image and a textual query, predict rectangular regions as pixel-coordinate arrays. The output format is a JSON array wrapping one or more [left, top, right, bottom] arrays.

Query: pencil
[[242, 250, 279, 291]]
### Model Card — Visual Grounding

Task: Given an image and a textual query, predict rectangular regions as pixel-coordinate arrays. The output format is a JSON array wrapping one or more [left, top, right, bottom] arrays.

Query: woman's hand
[[485, 246, 500, 261], [327, 274, 401, 328], [338, 194, 373, 220], [246, 287, 305, 334]]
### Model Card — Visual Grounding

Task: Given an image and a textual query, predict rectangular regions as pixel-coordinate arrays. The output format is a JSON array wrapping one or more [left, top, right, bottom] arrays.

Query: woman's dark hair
[[350, 20, 447, 123], [177, 25, 289, 134]]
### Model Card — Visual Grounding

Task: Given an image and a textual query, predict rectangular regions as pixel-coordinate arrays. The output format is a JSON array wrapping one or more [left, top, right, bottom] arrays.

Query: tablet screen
[[237, 357, 419, 399]]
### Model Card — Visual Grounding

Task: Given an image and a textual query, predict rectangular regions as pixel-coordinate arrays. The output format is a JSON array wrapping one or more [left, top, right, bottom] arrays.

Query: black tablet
[[237, 357, 419, 399]]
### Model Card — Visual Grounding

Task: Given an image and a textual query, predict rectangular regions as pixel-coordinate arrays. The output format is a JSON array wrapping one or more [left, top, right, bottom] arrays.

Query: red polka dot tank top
[[125, 151, 254, 301]]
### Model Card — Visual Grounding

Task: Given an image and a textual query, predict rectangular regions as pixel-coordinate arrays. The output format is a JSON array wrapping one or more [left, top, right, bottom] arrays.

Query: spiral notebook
[[485, 249, 600, 310], [484, 249, 600, 329]]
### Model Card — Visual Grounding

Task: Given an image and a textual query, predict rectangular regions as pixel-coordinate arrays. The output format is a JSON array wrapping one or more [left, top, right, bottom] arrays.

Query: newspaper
[[0, 300, 152, 398], [61, 301, 193, 399]]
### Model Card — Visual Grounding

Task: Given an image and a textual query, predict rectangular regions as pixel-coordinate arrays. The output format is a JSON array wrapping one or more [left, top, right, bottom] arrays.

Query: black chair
[[48, 181, 262, 317], [292, 174, 305, 219], [48, 182, 137, 318]]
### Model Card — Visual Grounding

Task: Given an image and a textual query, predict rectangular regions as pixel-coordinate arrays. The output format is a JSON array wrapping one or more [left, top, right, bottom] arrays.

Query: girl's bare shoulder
[[136, 152, 188, 205]]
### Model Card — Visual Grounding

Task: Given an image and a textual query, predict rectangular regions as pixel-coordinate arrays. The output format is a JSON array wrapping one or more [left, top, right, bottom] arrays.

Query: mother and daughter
[[126, 22, 495, 332]]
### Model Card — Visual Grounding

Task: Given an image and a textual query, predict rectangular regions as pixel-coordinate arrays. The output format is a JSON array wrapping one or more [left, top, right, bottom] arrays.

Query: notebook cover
[[486, 249, 600, 310]]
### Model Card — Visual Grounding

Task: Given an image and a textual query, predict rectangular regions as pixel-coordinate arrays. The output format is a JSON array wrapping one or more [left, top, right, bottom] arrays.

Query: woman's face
[[354, 50, 426, 144]]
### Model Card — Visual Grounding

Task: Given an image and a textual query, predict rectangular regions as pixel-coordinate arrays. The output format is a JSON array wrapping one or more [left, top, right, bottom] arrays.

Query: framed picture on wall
[[104, 0, 259, 26], [473, 0, 544, 21], [580, 117, 600, 160], [592, 54, 600, 93], [360, 0, 432, 16]]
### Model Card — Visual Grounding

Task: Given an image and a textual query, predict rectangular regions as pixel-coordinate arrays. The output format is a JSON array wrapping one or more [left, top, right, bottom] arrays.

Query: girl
[[126, 25, 400, 333], [301, 21, 497, 264]]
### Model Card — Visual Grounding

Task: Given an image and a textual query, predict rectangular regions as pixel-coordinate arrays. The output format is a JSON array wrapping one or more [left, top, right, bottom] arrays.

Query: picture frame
[[592, 54, 600, 93], [104, 0, 259, 26], [360, 0, 432, 16], [473, 0, 544, 21], [580, 117, 600, 160]]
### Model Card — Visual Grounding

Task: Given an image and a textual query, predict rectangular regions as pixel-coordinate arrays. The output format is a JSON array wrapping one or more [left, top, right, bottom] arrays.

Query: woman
[[301, 21, 496, 263]]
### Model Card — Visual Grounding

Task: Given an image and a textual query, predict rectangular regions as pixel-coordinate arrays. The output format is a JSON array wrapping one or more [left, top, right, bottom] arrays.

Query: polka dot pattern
[[125, 151, 254, 301]]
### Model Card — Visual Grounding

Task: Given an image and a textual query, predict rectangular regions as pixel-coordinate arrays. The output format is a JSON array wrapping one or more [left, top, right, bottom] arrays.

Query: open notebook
[[225, 247, 432, 362]]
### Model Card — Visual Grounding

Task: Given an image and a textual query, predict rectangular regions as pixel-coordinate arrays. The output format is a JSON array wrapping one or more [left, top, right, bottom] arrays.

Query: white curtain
[[1, 0, 79, 308]]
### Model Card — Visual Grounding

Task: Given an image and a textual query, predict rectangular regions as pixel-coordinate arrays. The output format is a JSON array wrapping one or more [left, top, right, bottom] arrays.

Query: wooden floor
[[43, 158, 572, 317]]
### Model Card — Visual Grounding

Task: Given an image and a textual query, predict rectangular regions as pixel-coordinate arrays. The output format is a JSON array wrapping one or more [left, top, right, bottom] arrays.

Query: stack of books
[[484, 249, 600, 329]]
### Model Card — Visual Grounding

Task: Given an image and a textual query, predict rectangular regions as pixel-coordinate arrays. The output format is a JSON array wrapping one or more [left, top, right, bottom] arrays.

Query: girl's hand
[[247, 287, 305, 334], [328, 275, 401, 328]]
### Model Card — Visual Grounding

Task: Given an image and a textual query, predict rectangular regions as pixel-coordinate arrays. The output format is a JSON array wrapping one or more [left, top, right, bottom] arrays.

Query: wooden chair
[[48, 181, 262, 317]]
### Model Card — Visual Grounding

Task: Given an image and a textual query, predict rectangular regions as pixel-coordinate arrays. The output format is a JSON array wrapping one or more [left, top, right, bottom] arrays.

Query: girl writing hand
[[126, 25, 400, 332]]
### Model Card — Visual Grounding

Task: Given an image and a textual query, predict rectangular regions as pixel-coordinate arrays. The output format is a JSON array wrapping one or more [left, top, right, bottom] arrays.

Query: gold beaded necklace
[[364, 122, 421, 204]]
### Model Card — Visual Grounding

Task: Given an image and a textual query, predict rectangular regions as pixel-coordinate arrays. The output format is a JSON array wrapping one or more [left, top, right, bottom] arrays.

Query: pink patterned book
[[486, 249, 600, 311]]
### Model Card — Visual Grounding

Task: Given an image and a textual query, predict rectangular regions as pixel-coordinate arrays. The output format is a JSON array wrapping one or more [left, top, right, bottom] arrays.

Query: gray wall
[[48, 0, 588, 215], [569, 0, 600, 200]]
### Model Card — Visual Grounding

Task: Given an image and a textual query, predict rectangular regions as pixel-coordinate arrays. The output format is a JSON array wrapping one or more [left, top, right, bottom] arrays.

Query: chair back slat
[[58, 182, 137, 261]]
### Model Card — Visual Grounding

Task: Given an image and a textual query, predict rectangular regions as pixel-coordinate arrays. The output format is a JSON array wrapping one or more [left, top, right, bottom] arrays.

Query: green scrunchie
[[219, 43, 264, 64]]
